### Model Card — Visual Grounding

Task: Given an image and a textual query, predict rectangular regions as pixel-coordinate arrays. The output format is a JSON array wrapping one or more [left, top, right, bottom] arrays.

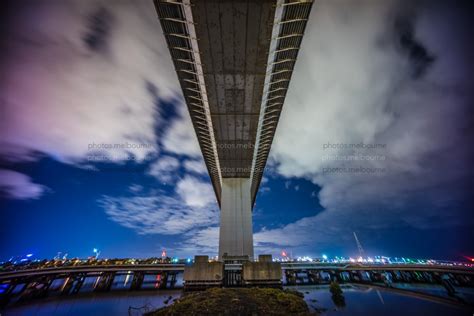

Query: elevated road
[[281, 262, 474, 274], [154, 0, 313, 259], [0, 264, 185, 280], [1, 263, 472, 309], [1, 263, 473, 280]]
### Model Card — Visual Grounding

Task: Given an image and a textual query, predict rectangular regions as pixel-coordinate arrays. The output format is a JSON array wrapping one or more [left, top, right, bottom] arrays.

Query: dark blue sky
[[1, 0, 473, 262], [1, 127, 473, 261]]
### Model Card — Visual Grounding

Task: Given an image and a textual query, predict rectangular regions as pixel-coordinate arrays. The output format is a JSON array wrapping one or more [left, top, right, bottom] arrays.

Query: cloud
[[99, 176, 218, 235], [161, 104, 201, 158], [148, 155, 180, 183], [262, 0, 474, 251], [259, 187, 271, 194], [183, 159, 208, 175], [0, 169, 49, 200], [177, 175, 216, 208], [0, 0, 179, 164], [174, 226, 220, 257], [128, 184, 143, 193]]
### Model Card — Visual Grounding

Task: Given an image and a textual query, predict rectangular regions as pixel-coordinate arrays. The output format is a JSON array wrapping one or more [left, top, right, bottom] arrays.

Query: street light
[[93, 248, 100, 259]]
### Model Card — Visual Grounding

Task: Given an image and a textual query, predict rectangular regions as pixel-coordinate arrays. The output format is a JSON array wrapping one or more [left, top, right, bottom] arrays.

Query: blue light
[[26, 254, 33, 258], [187, 258, 191, 263], [322, 254, 328, 260]]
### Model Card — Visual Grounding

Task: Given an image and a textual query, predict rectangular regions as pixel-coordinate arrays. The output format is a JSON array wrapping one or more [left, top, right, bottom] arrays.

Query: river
[[3, 284, 473, 315]]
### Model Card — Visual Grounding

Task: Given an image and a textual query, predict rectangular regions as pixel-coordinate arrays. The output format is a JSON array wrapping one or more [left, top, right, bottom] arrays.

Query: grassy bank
[[145, 287, 316, 316]]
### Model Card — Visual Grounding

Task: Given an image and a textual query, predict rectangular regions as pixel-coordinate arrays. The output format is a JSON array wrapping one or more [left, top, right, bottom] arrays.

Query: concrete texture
[[192, 0, 275, 178], [219, 178, 253, 260], [258, 254, 273, 263], [194, 255, 210, 264], [242, 255, 282, 286], [184, 256, 224, 289]]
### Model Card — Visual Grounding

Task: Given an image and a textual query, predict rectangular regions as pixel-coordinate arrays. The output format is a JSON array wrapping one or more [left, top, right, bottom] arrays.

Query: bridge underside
[[155, 0, 313, 259]]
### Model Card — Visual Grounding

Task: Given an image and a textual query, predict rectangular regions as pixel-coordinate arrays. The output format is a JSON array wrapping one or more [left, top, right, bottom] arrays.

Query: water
[[295, 284, 474, 316], [3, 291, 181, 316], [3, 285, 473, 315]]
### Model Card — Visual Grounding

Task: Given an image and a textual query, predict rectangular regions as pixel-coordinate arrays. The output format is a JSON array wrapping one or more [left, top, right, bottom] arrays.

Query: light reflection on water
[[3, 285, 473, 316], [4, 291, 182, 316], [294, 284, 473, 316]]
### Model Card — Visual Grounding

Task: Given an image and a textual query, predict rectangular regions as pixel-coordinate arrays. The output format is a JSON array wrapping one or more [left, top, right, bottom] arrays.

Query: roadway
[[1, 262, 473, 280]]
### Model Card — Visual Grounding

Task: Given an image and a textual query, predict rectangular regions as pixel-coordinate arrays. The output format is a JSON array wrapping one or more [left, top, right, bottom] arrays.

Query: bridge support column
[[219, 178, 253, 260], [130, 272, 144, 291]]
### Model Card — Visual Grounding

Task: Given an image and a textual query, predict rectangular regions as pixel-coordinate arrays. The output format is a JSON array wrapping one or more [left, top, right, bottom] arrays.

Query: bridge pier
[[35, 278, 53, 298], [308, 270, 319, 284], [168, 272, 177, 289], [219, 178, 254, 260], [70, 275, 85, 294], [94, 272, 115, 292], [284, 270, 296, 285], [60, 277, 75, 295], [328, 271, 343, 283], [159, 272, 168, 289], [130, 272, 144, 291], [18, 277, 52, 302]]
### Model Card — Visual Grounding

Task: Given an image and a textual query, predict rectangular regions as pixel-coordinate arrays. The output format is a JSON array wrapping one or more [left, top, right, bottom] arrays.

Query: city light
[[2, 254, 474, 276], [92, 248, 100, 259]]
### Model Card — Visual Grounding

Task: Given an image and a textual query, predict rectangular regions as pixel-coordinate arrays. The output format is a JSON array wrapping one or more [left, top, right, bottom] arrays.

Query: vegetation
[[145, 287, 316, 316]]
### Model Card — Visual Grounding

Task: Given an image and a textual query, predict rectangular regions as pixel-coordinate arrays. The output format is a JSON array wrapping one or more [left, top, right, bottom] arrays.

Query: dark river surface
[[3, 284, 474, 315]]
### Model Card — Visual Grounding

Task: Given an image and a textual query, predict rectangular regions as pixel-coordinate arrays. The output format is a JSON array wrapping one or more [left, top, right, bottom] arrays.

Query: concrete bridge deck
[[154, 0, 314, 259], [1, 262, 473, 280]]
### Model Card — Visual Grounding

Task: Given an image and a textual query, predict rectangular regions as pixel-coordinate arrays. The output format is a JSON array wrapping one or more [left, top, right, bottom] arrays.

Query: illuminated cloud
[[0, 1, 179, 164], [262, 0, 473, 250], [177, 175, 216, 209], [183, 159, 208, 175], [175, 226, 220, 257], [148, 155, 180, 183], [99, 176, 218, 235], [161, 104, 202, 158], [0, 170, 49, 200], [0, 0, 188, 200]]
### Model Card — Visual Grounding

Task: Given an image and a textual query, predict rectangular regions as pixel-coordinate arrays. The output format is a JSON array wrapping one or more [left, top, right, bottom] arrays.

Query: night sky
[[1, 0, 473, 262]]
